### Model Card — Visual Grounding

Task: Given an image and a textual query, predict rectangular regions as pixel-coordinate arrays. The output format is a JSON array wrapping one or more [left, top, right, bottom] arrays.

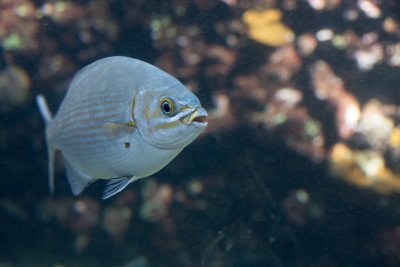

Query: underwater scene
[[2, 0, 400, 266]]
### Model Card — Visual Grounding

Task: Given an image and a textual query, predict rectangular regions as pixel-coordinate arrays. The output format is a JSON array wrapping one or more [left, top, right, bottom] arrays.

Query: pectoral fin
[[102, 176, 140, 199], [103, 122, 135, 139]]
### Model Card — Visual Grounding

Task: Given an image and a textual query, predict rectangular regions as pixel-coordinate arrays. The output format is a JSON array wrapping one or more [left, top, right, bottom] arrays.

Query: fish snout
[[180, 107, 208, 126]]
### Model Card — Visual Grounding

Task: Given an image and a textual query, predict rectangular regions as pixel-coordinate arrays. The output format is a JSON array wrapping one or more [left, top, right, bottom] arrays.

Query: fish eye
[[160, 98, 175, 115]]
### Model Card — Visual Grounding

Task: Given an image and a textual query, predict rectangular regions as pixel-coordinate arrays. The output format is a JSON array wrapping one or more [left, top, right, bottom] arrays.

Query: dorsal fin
[[36, 95, 53, 124]]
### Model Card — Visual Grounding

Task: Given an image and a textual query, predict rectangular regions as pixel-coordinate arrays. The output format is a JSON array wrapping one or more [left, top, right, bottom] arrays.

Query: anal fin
[[64, 160, 95, 195], [102, 176, 139, 199]]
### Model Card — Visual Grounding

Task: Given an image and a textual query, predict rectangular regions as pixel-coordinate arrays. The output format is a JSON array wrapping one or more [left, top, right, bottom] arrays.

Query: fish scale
[[37, 56, 208, 199]]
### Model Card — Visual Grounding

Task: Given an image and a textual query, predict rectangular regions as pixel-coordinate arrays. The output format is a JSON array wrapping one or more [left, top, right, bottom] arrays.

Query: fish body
[[37, 56, 208, 199]]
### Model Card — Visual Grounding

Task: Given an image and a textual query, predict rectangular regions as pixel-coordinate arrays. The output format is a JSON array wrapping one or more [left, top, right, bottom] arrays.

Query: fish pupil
[[162, 101, 171, 114], [124, 142, 130, 149]]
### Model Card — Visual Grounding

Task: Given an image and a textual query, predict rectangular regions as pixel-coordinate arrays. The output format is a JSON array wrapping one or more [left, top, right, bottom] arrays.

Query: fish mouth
[[180, 107, 208, 126]]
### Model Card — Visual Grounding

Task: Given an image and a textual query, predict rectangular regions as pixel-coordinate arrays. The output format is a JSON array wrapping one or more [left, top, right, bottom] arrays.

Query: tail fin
[[36, 95, 56, 194]]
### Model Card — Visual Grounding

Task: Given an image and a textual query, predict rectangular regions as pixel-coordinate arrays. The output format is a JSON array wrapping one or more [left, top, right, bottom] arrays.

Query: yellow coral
[[390, 127, 400, 148], [329, 143, 400, 195], [242, 9, 295, 47]]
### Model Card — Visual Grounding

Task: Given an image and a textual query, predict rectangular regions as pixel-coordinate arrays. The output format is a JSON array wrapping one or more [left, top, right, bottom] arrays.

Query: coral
[[242, 9, 294, 47], [329, 143, 400, 195]]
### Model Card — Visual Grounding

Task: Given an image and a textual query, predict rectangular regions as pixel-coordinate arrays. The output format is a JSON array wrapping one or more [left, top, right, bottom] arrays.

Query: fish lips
[[180, 107, 208, 127]]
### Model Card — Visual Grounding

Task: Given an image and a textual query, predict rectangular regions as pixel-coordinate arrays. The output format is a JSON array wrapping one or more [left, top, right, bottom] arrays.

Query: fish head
[[134, 80, 208, 150]]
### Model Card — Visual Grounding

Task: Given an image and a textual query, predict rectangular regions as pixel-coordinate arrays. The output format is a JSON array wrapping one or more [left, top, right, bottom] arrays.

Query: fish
[[36, 56, 208, 199]]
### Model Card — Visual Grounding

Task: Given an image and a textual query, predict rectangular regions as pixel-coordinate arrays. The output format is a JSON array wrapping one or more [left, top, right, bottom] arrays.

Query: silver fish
[[36, 56, 208, 199]]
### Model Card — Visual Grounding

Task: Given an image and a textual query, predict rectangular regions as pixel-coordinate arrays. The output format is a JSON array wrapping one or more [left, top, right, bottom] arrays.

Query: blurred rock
[[0, 0, 39, 52], [39, 196, 100, 233], [102, 205, 132, 241], [0, 65, 30, 112], [140, 180, 173, 223], [310, 60, 360, 139]]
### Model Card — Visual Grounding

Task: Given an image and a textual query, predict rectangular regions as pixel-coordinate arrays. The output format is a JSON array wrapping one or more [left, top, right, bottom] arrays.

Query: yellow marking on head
[[151, 109, 161, 119], [154, 120, 180, 130], [180, 106, 192, 112]]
